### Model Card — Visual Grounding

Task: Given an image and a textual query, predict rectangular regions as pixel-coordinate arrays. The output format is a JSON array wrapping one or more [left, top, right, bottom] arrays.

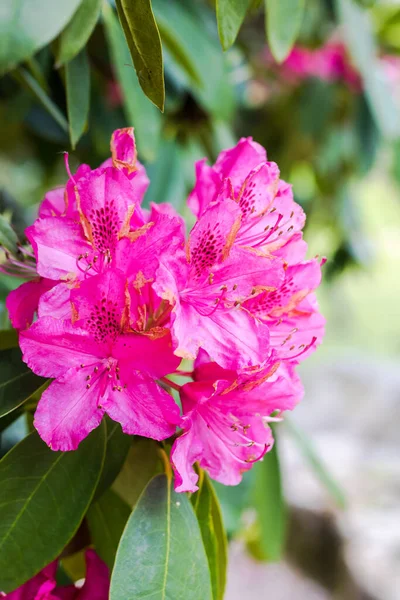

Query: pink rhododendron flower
[[6, 127, 324, 488], [20, 269, 180, 450], [281, 41, 361, 91], [171, 358, 303, 492], [2, 550, 109, 599]]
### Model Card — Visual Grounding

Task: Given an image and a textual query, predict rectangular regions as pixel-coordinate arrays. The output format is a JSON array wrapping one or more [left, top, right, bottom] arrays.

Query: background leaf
[[112, 437, 162, 507], [0, 347, 47, 419], [111, 473, 213, 600], [253, 435, 287, 561], [103, 2, 161, 161], [65, 49, 90, 149], [285, 418, 346, 509], [0, 424, 106, 592], [13, 67, 68, 132], [217, 0, 250, 50], [265, 0, 305, 62], [152, 0, 235, 120], [336, 0, 400, 140], [87, 488, 131, 569], [0, 215, 18, 255], [192, 471, 228, 600], [0, 0, 83, 74], [57, 0, 102, 66], [115, 0, 164, 111]]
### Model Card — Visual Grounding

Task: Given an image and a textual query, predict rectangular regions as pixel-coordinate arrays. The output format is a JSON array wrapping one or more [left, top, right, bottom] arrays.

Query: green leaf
[[216, 0, 250, 50], [94, 417, 132, 500], [0, 347, 47, 419], [87, 488, 131, 569], [192, 472, 228, 600], [336, 0, 400, 139], [13, 67, 68, 132], [152, 0, 235, 120], [103, 2, 161, 161], [112, 437, 162, 507], [65, 49, 90, 149], [0, 424, 106, 592], [114, 0, 164, 111], [253, 436, 286, 561], [265, 0, 305, 62], [57, 0, 102, 66], [110, 473, 213, 600], [0, 0, 83, 75], [0, 215, 18, 254], [285, 418, 346, 509]]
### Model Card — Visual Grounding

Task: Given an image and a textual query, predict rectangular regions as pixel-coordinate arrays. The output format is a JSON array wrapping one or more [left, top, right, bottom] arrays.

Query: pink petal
[[34, 365, 105, 451], [188, 198, 241, 276], [6, 278, 55, 330], [20, 317, 102, 379], [26, 217, 90, 280], [187, 159, 221, 217], [75, 550, 110, 600], [214, 137, 267, 194]]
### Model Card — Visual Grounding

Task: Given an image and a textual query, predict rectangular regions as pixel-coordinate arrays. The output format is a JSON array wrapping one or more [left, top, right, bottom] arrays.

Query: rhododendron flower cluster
[[1, 550, 109, 599], [6, 127, 324, 492]]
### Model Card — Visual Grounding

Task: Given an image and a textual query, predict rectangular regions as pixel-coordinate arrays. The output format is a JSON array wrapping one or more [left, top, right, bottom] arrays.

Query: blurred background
[[1, 0, 399, 598]]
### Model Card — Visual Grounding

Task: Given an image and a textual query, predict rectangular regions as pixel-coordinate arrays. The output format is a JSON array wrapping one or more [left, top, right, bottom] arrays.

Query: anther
[[86, 384, 91, 389]]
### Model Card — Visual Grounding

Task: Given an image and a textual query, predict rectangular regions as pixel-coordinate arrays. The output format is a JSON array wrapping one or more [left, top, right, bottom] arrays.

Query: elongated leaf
[[87, 488, 131, 569], [112, 437, 162, 507], [0, 424, 106, 592], [285, 418, 346, 508], [157, 21, 202, 86], [103, 3, 161, 161], [192, 472, 227, 600], [94, 417, 132, 500], [217, 0, 250, 50], [111, 473, 213, 600], [265, 0, 305, 62], [0, 0, 82, 74], [0, 215, 18, 254], [115, 0, 164, 111], [57, 0, 102, 66], [336, 0, 400, 139], [152, 0, 235, 120], [66, 49, 90, 149], [253, 436, 286, 561], [0, 347, 47, 419], [13, 67, 68, 132]]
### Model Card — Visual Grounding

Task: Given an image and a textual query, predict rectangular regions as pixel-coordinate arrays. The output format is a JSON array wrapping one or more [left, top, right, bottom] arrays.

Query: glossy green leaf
[[285, 418, 346, 509], [65, 49, 90, 149], [336, 0, 400, 139], [0, 347, 47, 419], [112, 437, 162, 507], [253, 436, 287, 561], [152, 0, 235, 120], [111, 473, 213, 600], [217, 0, 250, 50], [103, 3, 161, 161], [115, 0, 164, 111], [57, 0, 102, 66], [94, 417, 132, 500], [0, 0, 82, 74], [0, 215, 18, 255], [192, 472, 228, 600], [13, 67, 68, 132], [265, 0, 305, 62], [0, 424, 106, 592], [87, 488, 131, 569]]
